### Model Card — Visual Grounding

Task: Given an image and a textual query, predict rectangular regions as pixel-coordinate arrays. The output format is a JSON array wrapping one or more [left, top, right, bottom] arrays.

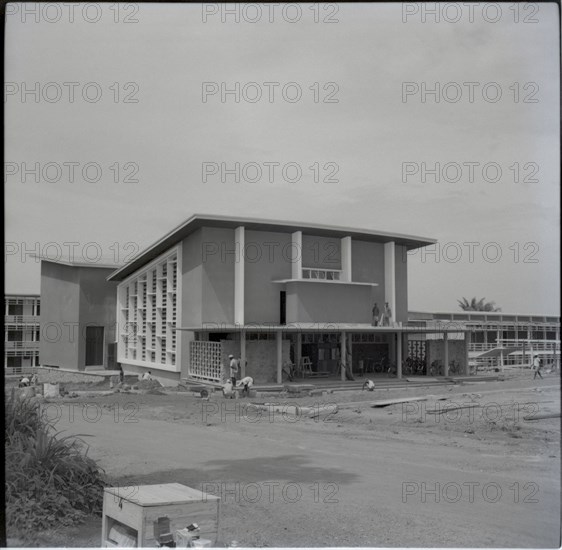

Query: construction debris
[[371, 396, 428, 408], [523, 412, 561, 421]]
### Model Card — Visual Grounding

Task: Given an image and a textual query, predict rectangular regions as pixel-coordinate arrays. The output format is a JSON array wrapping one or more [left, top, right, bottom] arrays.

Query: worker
[[238, 376, 254, 397], [362, 379, 375, 391], [222, 379, 235, 399]]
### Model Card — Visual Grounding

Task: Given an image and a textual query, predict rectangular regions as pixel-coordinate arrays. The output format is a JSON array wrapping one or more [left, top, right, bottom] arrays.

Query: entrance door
[[85, 327, 105, 366]]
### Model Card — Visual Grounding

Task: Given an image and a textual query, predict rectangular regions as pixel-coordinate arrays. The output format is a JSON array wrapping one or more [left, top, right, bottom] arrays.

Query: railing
[[4, 341, 40, 349], [4, 315, 40, 324], [469, 340, 560, 353], [302, 268, 341, 281], [4, 366, 38, 376], [498, 339, 560, 351], [469, 343, 498, 352]]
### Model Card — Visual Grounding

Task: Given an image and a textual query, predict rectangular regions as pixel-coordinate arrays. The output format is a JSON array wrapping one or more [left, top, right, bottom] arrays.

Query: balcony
[[302, 268, 342, 281], [4, 315, 40, 325], [4, 341, 40, 350]]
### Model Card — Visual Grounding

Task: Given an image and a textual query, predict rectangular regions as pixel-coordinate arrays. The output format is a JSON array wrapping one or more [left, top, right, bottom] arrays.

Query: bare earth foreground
[[11, 375, 561, 547]]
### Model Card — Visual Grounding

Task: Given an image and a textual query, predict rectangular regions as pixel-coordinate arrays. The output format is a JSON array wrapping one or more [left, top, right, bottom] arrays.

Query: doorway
[[85, 326, 105, 366]]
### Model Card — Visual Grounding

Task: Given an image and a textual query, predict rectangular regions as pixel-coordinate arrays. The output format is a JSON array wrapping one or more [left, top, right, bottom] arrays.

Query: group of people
[[371, 302, 393, 327], [222, 354, 253, 398]]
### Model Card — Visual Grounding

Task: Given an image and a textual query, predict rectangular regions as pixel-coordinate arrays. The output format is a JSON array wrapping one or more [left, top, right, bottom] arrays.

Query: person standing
[[384, 302, 392, 327], [533, 355, 543, 379], [229, 354, 239, 386], [372, 302, 380, 326]]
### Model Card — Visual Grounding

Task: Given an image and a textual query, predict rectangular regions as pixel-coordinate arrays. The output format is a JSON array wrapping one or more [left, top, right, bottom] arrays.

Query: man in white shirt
[[533, 356, 543, 379], [222, 379, 235, 399], [362, 379, 375, 391], [229, 355, 239, 386], [238, 376, 254, 397]]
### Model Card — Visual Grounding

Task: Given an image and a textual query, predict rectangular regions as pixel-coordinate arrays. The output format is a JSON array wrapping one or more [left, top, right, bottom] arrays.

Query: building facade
[[108, 214, 465, 385], [4, 294, 40, 373], [39, 259, 119, 371], [408, 311, 561, 373]]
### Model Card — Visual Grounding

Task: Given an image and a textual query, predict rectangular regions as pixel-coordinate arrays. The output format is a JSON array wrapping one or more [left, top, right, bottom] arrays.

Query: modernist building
[[108, 214, 466, 385], [4, 294, 40, 372], [408, 311, 561, 372], [39, 258, 119, 371]]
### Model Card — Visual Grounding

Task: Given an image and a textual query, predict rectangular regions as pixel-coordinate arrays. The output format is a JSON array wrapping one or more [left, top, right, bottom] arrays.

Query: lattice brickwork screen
[[189, 341, 223, 382], [118, 251, 178, 368]]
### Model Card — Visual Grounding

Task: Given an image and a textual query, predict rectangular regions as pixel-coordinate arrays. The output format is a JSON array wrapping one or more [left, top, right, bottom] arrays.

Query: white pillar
[[340, 332, 346, 381], [234, 226, 245, 325], [291, 231, 302, 280], [276, 331, 283, 384], [240, 331, 246, 379], [443, 332, 449, 377], [384, 241, 396, 325], [341, 236, 352, 282]]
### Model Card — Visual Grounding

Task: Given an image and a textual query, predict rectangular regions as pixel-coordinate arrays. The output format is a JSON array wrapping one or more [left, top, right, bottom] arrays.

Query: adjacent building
[[4, 294, 40, 373], [408, 311, 561, 372], [39, 258, 120, 371]]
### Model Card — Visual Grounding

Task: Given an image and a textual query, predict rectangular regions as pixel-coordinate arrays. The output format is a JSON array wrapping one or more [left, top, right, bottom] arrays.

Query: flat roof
[[34, 255, 123, 270], [409, 310, 560, 321], [176, 323, 465, 334], [108, 214, 437, 281]]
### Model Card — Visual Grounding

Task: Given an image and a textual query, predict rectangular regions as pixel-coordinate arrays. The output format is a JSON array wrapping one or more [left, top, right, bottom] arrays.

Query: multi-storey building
[[4, 294, 40, 373], [408, 311, 561, 372], [108, 214, 464, 384]]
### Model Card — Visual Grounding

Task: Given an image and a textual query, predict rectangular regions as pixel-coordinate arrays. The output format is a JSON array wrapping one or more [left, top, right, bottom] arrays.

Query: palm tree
[[457, 297, 501, 312]]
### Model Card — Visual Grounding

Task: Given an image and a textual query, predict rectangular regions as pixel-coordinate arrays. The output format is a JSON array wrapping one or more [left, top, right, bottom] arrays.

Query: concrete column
[[240, 331, 246, 379], [396, 332, 402, 379], [443, 332, 449, 377], [341, 236, 352, 282], [340, 332, 346, 381], [291, 231, 302, 280], [384, 241, 396, 325], [234, 226, 245, 325], [276, 331, 283, 384]]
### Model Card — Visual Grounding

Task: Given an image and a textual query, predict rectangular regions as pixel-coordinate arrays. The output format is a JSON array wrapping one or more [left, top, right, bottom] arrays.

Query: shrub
[[5, 390, 106, 536]]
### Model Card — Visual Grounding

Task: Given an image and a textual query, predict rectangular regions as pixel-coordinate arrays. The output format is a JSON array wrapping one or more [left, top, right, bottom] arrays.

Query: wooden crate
[[102, 483, 220, 547]]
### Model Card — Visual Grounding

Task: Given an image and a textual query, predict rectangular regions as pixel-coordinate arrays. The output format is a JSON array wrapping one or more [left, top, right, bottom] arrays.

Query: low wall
[[119, 363, 181, 387], [35, 366, 104, 384]]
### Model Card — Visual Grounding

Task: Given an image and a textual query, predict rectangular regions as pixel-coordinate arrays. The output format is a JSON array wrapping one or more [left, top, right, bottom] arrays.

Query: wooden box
[[102, 483, 220, 547]]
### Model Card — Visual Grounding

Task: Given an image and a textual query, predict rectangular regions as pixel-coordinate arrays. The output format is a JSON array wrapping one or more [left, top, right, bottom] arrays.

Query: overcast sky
[[5, 3, 560, 315]]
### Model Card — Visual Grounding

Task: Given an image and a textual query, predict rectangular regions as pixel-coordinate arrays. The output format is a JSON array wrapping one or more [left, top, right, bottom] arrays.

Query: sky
[[4, 2, 560, 315]]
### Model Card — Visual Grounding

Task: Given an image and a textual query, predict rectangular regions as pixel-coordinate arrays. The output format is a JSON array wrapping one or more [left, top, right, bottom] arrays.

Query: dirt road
[[52, 377, 560, 547]]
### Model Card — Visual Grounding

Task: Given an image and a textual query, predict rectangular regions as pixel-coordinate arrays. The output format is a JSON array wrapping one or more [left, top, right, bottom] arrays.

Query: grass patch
[[5, 389, 106, 538]]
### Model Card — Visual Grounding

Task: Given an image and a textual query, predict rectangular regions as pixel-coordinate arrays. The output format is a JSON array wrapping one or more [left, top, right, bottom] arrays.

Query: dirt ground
[[7, 373, 561, 548]]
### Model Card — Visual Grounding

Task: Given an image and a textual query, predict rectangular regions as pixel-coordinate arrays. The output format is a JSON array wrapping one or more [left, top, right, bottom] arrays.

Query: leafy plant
[[457, 297, 501, 312], [5, 390, 106, 537]]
